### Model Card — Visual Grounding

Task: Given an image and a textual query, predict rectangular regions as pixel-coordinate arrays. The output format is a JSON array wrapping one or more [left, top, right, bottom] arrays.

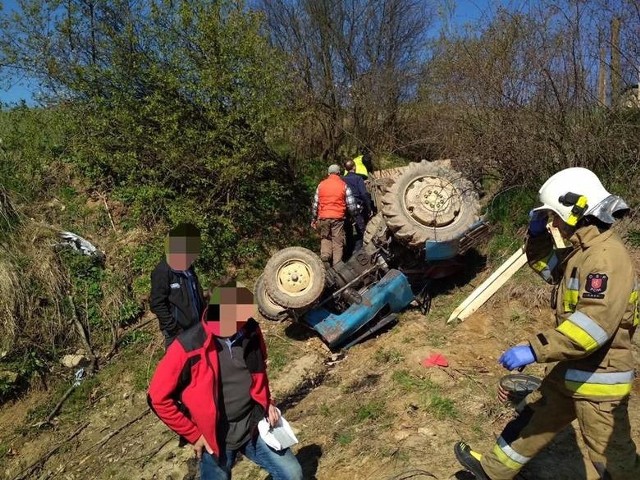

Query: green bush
[[0, 106, 68, 201]]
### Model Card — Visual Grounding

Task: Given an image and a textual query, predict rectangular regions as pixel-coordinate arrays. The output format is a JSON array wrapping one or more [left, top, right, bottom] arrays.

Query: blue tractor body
[[302, 269, 413, 348]]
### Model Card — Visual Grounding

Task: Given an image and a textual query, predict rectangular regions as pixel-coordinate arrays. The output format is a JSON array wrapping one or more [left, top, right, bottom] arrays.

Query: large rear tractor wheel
[[363, 213, 389, 248], [254, 274, 287, 321], [263, 247, 326, 309], [380, 160, 480, 248]]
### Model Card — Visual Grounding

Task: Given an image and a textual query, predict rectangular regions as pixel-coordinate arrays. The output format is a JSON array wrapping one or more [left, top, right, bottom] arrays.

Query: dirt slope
[[1, 265, 640, 480]]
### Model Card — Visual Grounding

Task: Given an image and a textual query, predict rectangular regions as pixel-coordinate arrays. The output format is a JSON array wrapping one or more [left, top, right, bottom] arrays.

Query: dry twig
[[138, 436, 174, 467], [93, 409, 150, 448], [43, 384, 76, 425], [101, 194, 118, 233], [11, 422, 89, 480], [68, 295, 97, 373]]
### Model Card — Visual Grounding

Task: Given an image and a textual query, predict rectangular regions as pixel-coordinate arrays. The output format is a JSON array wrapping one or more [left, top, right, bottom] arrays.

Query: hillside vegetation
[[1, 1, 640, 478]]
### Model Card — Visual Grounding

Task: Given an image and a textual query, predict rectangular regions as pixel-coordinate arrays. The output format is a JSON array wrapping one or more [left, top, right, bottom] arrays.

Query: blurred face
[[207, 285, 257, 337], [166, 235, 201, 270], [550, 212, 574, 238]]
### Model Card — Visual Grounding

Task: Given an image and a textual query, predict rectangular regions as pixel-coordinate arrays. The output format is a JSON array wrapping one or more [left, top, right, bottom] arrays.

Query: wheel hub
[[403, 176, 461, 227], [277, 260, 313, 296]]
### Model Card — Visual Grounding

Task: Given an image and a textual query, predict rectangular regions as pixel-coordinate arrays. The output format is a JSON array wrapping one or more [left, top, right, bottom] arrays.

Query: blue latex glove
[[499, 345, 536, 371], [528, 210, 548, 237]]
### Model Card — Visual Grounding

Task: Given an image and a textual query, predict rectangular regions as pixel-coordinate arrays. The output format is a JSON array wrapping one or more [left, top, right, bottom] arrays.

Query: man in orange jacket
[[311, 164, 359, 267]]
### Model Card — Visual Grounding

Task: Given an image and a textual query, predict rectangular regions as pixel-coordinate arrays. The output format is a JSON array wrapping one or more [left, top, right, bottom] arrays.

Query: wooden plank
[[447, 247, 528, 324], [447, 246, 525, 321]]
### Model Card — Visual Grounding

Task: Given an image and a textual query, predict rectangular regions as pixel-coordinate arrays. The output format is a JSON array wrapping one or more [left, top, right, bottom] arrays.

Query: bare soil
[[1, 263, 640, 480]]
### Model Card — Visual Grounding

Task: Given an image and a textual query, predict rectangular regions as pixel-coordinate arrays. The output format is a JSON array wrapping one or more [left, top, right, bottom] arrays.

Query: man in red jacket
[[147, 282, 303, 480]]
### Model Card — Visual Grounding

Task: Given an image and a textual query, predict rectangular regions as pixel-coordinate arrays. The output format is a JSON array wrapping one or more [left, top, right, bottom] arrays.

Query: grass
[[383, 447, 410, 462], [509, 308, 532, 325], [391, 369, 458, 420], [486, 232, 522, 263], [264, 335, 293, 375], [392, 370, 439, 393], [127, 348, 164, 392], [336, 432, 353, 446], [319, 403, 331, 417], [374, 347, 404, 364], [341, 374, 381, 394], [429, 394, 458, 420], [627, 229, 640, 248], [424, 291, 468, 323], [426, 332, 447, 347], [356, 400, 385, 422], [119, 330, 152, 348], [24, 372, 103, 427], [23, 335, 160, 431], [471, 422, 485, 438]]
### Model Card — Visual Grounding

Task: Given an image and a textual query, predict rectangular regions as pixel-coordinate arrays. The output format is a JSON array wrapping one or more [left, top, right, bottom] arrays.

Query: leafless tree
[[409, 0, 640, 195], [258, 0, 435, 160]]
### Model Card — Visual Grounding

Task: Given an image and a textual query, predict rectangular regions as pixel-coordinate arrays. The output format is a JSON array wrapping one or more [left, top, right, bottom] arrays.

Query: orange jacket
[[317, 174, 348, 219]]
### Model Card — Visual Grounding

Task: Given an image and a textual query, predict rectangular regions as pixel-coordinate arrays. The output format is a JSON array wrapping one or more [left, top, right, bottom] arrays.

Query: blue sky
[[0, 0, 525, 105]]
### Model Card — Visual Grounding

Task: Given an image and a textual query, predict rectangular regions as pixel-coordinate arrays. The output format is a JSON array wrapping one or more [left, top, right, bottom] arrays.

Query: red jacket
[[318, 174, 347, 219], [147, 316, 271, 456]]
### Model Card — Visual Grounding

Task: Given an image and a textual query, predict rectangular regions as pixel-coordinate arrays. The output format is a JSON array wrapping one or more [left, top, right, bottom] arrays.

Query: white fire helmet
[[533, 167, 629, 225]]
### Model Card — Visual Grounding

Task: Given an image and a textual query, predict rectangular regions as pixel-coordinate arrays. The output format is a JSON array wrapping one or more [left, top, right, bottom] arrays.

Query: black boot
[[454, 441, 490, 480]]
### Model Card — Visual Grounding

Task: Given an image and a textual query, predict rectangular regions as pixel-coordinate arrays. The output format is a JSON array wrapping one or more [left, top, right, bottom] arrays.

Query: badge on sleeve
[[583, 273, 608, 299]]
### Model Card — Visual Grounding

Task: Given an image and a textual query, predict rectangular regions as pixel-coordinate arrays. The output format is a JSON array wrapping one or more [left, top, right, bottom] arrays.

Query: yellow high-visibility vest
[[345, 155, 368, 177]]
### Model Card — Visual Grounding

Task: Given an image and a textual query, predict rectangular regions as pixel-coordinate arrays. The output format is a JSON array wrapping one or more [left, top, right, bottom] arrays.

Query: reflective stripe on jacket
[[526, 225, 638, 400], [318, 174, 348, 219]]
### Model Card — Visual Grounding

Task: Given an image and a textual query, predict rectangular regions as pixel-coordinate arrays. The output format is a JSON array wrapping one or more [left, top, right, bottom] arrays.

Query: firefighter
[[454, 167, 640, 480]]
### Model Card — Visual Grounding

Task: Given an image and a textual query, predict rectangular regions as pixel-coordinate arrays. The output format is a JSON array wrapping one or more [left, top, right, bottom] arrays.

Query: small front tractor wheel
[[263, 247, 326, 309], [254, 274, 287, 321]]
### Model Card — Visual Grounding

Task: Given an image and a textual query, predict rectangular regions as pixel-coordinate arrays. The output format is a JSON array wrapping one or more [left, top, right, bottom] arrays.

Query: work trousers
[[318, 218, 345, 266], [482, 379, 639, 480], [344, 214, 366, 258]]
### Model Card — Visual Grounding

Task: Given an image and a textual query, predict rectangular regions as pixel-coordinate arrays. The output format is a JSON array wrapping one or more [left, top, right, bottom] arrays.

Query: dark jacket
[[150, 259, 205, 344], [147, 317, 271, 456], [343, 171, 372, 217]]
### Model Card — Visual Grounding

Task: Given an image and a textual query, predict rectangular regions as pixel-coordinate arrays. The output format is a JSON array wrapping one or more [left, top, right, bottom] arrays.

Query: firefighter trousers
[[482, 381, 639, 480]]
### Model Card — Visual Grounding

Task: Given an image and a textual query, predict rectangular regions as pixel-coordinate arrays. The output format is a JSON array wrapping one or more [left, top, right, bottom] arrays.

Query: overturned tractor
[[255, 159, 488, 349]]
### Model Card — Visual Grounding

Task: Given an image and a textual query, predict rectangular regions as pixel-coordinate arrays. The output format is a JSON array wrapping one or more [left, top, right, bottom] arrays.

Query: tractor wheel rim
[[276, 259, 313, 296], [261, 287, 284, 312], [403, 176, 460, 227]]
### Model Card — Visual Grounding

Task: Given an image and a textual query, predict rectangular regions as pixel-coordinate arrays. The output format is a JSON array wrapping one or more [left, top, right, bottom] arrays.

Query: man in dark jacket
[[150, 223, 205, 347], [148, 282, 303, 480], [343, 159, 373, 255]]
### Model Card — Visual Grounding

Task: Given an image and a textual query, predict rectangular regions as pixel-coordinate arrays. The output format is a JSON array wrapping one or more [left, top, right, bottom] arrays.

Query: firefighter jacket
[[147, 316, 271, 456], [526, 225, 639, 401]]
